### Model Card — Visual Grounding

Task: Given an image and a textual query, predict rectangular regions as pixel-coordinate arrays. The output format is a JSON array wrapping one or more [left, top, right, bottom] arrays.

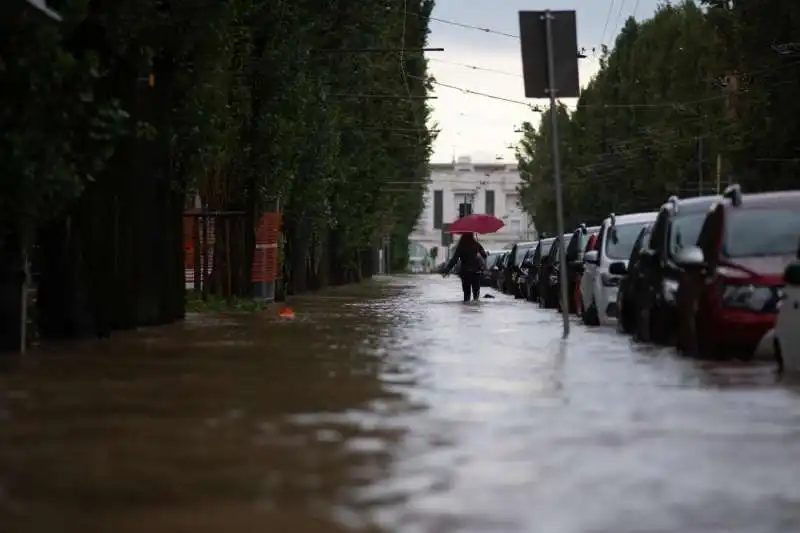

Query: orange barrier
[[251, 212, 281, 283]]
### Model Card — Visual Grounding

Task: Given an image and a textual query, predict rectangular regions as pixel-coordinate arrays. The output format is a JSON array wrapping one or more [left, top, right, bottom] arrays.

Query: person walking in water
[[441, 232, 488, 302]]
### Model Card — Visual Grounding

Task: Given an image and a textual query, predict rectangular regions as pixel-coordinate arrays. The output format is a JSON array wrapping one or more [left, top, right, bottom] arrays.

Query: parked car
[[489, 251, 508, 289], [503, 241, 537, 295], [630, 194, 720, 344], [674, 186, 800, 357], [615, 223, 653, 335], [538, 233, 573, 309], [516, 246, 537, 299], [525, 237, 555, 301], [580, 211, 658, 326], [574, 231, 599, 315], [496, 251, 512, 292], [563, 224, 599, 313], [774, 242, 800, 372], [481, 250, 503, 286]]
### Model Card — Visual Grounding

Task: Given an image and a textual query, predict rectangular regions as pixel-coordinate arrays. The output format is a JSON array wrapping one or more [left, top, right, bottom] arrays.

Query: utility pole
[[519, 9, 580, 339], [696, 137, 703, 196]]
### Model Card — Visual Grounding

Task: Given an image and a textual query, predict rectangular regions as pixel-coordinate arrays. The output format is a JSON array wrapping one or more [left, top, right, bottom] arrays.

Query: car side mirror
[[608, 261, 627, 276], [675, 246, 705, 268], [784, 262, 800, 285], [584, 250, 599, 265]]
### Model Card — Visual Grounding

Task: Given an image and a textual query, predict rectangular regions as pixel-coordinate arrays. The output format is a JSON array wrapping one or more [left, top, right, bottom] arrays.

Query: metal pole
[[544, 11, 570, 338], [716, 153, 722, 193]]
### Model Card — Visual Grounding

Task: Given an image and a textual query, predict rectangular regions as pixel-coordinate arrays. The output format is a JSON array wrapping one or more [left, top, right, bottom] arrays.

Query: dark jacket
[[445, 242, 487, 276]]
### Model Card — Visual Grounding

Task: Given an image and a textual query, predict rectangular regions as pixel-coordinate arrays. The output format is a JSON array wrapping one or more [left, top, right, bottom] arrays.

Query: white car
[[774, 251, 800, 372], [580, 211, 658, 326]]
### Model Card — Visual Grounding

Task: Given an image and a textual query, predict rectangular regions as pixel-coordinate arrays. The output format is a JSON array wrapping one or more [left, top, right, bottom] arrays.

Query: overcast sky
[[424, 0, 662, 163]]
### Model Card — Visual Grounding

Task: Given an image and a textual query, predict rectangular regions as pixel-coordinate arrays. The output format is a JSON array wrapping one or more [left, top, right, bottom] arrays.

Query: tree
[[517, 1, 741, 230], [0, 0, 436, 350]]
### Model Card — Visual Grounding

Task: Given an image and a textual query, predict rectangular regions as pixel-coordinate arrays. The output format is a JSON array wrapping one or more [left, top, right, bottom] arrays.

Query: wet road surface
[[2, 275, 800, 533]]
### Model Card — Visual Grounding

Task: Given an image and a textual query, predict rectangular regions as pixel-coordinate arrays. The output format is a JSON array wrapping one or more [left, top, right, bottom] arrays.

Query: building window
[[485, 190, 495, 216], [454, 193, 474, 219], [433, 190, 443, 229]]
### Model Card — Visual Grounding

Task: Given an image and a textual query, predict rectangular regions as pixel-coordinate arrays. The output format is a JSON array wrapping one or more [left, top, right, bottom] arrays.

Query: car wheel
[[775, 337, 784, 374], [676, 299, 704, 357], [635, 302, 651, 343], [582, 297, 599, 326], [618, 295, 632, 334]]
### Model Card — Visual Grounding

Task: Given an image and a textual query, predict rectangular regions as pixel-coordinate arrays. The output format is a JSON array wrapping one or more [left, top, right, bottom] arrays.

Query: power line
[[415, 60, 800, 110], [420, 74, 736, 110], [409, 9, 604, 54], [416, 76, 534, 106], [600, 0, 616, 46], [426, 14, 518, 38], [429, 58, 522, 78], [611, 0, 628, 45]]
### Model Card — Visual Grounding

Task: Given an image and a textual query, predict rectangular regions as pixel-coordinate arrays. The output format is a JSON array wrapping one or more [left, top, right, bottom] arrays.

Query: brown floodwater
[[2, 275, 800, 533]]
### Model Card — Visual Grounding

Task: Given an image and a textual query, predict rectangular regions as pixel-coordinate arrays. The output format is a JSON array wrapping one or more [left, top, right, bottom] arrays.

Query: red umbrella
[[446, 214, 504, 234]]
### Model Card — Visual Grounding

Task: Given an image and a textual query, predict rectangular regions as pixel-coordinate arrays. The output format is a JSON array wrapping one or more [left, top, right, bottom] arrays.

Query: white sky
[[423, 0, 662, 163]]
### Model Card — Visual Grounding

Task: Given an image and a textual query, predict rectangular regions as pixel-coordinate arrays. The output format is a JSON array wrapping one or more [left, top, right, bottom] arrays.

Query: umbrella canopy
[[447, 214, 504, 234]]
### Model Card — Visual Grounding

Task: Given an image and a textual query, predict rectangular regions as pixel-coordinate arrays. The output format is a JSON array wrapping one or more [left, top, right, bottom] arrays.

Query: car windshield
[[723, 208, 800, 257], [540, 241, 553, 257], [515, 245, 533, 264], [640, 227, 652, 249], [605, 222, 650, 260], [486, 253, 500, 267], [669, 213, 706, 257]]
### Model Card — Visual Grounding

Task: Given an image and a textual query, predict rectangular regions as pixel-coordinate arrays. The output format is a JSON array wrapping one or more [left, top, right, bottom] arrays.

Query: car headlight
[[662, 279, 679, 303], [601, 273, 621, 287], [721, 284, 774, 312]]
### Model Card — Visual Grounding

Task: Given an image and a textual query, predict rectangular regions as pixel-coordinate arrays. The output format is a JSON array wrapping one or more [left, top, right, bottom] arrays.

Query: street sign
[[518, 11, 580, 99], [518, 9, 580, 338]]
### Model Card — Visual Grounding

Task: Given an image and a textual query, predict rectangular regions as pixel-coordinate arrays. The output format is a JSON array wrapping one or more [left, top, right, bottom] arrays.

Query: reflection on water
[[2, 275, 800, 533]]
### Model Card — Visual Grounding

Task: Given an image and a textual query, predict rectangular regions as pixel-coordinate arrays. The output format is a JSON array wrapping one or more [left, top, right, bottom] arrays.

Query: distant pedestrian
[[441, 232, 487, 302]]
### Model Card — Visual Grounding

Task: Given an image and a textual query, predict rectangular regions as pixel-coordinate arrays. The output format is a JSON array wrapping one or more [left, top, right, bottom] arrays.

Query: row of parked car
[[482, 185, 800, 373]]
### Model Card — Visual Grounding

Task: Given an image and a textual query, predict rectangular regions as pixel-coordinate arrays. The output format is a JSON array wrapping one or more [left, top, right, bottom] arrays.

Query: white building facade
[[409, 156, 537, 263]]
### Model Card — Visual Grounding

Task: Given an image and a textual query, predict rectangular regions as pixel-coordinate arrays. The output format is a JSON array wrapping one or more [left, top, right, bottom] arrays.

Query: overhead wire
[[600, 0, 616, 47], [407, 8, 608, 56], [610, 0, 628, 46], [416, 58, 800, 112]]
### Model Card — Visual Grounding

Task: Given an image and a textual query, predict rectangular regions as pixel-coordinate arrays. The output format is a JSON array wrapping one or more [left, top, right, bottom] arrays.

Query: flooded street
[[2, 275, 800, 533]]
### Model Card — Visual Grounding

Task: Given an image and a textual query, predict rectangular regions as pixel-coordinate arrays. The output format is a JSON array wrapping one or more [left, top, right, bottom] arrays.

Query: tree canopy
[[517, 0, 800, 233], [0, 0, 436, 347]]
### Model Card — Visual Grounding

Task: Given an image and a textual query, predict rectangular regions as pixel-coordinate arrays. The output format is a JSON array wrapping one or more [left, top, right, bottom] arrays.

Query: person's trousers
[[460, 273, 481, 302]]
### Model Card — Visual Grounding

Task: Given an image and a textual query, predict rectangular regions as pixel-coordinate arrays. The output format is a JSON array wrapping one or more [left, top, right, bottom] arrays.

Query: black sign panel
[[519, 10, 580, 99]]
